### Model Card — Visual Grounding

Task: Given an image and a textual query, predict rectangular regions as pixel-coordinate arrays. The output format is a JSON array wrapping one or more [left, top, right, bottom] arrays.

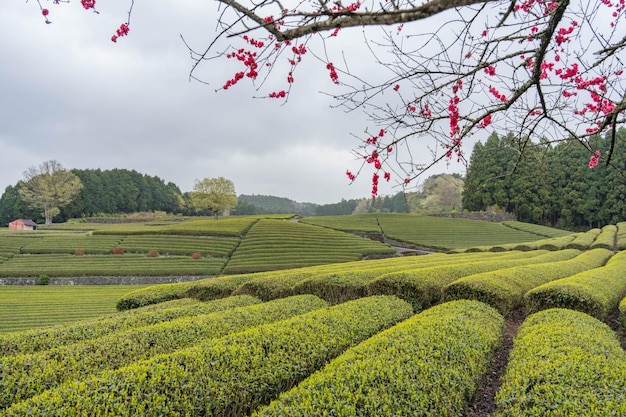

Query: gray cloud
[[1, 0, 461, 205]]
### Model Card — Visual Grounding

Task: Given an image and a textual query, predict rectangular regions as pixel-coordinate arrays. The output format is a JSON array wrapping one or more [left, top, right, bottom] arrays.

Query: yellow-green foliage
[[495, 309, 626, 416], [3, 296, 412, 416], [116, 281, 198, 310], [0, 285, 149, 333], [443, 249, 613, 314], [19, 234, 123, 254], [0, 295, 327, 410], [535, 234, 577, 251], [254, 300, 503, 417], [368, 250, 575, 312], [0, 295, 260, 356], [299, 214, 383, 232], [525, 250, 626, 320], [620, 296, 626, 330], [119, 234, 239, 256], [590, 224, 617, 250], [223, 219, 395, 274], [0, 253, 226, 278], [502, 221, 572, 238], [115, 250, 559, 311], [617, 221, 626, 250], [564, 228, 601, 250]]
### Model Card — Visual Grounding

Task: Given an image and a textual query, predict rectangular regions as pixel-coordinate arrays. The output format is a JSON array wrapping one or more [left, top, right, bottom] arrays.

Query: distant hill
[[237, 194, 318, 216]]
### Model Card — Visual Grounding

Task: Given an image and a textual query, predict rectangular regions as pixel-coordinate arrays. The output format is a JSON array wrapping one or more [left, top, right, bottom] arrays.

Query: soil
[[463, 309, 525, 417]]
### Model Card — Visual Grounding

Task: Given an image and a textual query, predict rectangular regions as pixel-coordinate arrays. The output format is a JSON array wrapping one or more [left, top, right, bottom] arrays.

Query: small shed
[[8, 219, 38, 231]]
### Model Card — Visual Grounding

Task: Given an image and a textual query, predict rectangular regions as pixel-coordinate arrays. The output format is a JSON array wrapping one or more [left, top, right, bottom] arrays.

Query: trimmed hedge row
[[589, 224, 617, 250], [564, 228, 601, 250], [117, 251, 521, 309], [0, 294, 328, 410], [0, 295, 261, 356], [115, 281, 199, 310], [223, 219, 396, 274], [524, 249, 626, 320], [119, 234, 239, 256], [367, 250, 575, 312], [494, 308, 626, 416], [2, 296, 413, 417], [442, 249, 613, 315], [253, 300, 503, 416], [294, 252, 539, 306], [0, 254, 226, 277], [502, 220, 572, 238], [19, 235, 123, 255]]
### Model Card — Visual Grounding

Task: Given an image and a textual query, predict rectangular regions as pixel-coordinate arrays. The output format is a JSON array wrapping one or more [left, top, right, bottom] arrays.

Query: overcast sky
[[1, 1, 465, 204]]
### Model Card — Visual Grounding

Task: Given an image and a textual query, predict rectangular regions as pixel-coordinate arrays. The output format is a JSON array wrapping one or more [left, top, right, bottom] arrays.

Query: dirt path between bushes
[[463, 310, 524, 417]]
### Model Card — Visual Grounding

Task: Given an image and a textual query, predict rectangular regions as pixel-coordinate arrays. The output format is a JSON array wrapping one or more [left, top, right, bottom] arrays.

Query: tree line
[[0, 168, 184, 226], [462, 128, 626, 230]]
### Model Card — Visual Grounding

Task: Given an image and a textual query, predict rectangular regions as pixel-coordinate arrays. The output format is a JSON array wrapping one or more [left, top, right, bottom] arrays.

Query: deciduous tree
[[18, 160, 83, 226], [190, 177, 238, 219]]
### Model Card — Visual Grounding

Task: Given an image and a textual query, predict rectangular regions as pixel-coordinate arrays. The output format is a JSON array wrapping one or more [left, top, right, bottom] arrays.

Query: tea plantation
[[1, 215, 625, 416]]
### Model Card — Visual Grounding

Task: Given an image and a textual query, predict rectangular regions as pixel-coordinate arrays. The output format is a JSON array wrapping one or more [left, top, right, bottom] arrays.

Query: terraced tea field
[[1, 215, 626, 416], [0, 285, 148, 333]]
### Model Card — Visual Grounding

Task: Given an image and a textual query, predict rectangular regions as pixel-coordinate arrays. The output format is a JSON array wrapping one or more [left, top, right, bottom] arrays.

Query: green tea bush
[[0, 294, 328, 410], [564, 228, 601, 250], [233, 251, 527, 303], [502, 221, 572, 238], [0, 295, 261, 356], [3, 296, 412, 416], [116, 281, 198, 310], [525, 249, 626, 319], [368, 250, 574, 312], [253, 300, 503, 417], [443, 249, 612, 315], [494, 308, 626, 416], [589, 224, 617, 250]]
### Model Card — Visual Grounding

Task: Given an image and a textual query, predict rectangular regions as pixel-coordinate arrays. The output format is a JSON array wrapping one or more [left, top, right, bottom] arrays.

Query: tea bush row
[[287, 251, 549, 307], [0, 294, 328, 410], [117, 250, 545, 310], [494, 308, 626, 416], [0, 254, 226, 277], [502, 221, 573, 238], [564, 228, 601, 250], [374, 213, 544, 250], [229, 251, 519, 302], [369, 250, 578, 312], [2, 296, 412, 416], [0, 295, 261, 355], [589, 224, 617, 250], [525, 249, 626, 320], [19, 235, 123, 255], [254, 300, 503, 416], [119, 234, 239, 256], [443, 248, 613, 315], [223, 219, 395, 274], [0, 285, 148, 333]]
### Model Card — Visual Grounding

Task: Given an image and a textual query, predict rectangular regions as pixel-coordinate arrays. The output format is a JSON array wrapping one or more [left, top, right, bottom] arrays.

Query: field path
[[463, 310, 524, 416]]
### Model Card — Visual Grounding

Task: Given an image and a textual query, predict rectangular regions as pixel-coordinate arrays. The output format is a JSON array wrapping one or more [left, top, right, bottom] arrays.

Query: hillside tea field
[[1, 215, 626, 416]]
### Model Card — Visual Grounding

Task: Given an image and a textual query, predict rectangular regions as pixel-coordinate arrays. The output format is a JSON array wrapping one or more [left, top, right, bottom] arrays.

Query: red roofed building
[[8, 219, 38, 231]]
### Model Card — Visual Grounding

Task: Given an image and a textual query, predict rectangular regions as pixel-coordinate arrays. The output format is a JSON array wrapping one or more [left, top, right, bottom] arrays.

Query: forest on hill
[[463, 128, 626, 229]]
